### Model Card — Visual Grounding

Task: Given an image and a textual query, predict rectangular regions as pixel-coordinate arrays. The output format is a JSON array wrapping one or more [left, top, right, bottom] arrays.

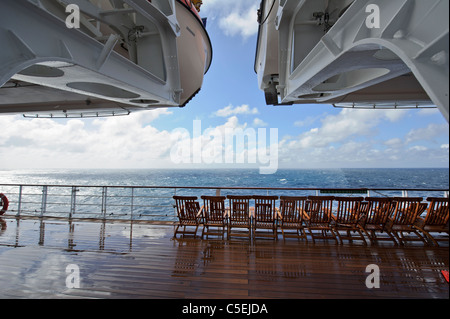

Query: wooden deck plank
[[0, 217, 448, 300]]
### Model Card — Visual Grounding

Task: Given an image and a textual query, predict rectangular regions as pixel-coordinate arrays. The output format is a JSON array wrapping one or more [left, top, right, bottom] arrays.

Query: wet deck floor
[[0, 217, 448, 299]]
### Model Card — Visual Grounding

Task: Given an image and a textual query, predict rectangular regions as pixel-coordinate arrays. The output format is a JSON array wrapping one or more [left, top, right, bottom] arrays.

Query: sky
[[0, 0, 449, 171]]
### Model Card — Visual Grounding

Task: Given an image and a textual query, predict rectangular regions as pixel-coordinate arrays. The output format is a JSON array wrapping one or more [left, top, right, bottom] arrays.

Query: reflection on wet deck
[[0, 217, 448, 299]]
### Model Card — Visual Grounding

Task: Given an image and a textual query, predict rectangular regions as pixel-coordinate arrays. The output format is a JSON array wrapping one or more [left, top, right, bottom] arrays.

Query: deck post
[[70, 187, 77, 219], [40, 186, 48, 218], [130, 187, 135, 221], [16, 185, 23, 217], [101, 187, 107, 220]]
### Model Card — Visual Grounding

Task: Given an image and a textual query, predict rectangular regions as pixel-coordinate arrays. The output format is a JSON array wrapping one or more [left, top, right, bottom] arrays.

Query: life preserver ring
[[0, 193, 9, 215]]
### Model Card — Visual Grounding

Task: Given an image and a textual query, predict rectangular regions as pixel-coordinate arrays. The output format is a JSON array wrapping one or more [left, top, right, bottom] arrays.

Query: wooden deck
[[0, 217, 448, 300]]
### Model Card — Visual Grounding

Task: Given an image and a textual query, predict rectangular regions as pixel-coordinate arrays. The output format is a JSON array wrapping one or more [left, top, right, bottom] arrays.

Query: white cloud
[[1, 105, 448, 170], [278, 109, 449, 168], [384, 138, 403, 147], [218, 5, 259, 39], [0, 109, 174, 169], [213, 104, 258, 117], [405, 123, 449, 144], [253, 118, 268, 127], [202, 0, 260, 40], [290, 109, 400, 149], [409, 145, 428, 152]]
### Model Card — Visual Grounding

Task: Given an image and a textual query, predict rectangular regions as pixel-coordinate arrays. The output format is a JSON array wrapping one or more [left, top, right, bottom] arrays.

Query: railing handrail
[[1, 183, 448, 192], [1, 183, 448, 222]]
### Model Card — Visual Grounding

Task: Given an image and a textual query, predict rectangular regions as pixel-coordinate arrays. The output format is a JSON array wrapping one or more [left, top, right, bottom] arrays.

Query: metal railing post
[[40, 186, 48, 218], [130, 187, 135, 221], [16, 185, 23, 217], [70, 186, 77, 219], [101, 187, 107, 219]]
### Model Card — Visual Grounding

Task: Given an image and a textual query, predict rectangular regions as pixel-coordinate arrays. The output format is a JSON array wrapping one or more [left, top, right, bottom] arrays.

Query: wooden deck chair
[[227, 195, 252, 240], [173, 196, 202, 238], [387, 197, 428, 245], [305, 196, 337, 243], [361, 197, 397, 244], [332, 197, 367, 245], [201, 196, 227, 239], [413, 197, 449, 246], [253, 195, 279, 240], [278, 196, 309, 241]]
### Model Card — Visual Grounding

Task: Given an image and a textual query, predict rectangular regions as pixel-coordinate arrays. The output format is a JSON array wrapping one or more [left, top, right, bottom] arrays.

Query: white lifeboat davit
[[0, 0, 212, 118], [255, 0, 449, 122]]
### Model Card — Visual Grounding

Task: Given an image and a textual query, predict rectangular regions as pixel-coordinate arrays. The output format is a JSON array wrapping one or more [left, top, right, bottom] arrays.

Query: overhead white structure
[[0, 0, 212, 117], [255, 0, 449, 122]]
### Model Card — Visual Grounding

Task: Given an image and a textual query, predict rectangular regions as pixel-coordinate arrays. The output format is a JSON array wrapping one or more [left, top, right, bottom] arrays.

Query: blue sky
[[0, 0, 448, 170]]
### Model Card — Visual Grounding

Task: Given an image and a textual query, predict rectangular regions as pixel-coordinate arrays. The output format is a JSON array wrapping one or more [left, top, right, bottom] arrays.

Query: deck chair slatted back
[[173, 196, 201, 238], [227, 195, 252, 225], [424, 197, 449, 226], [392, 197, 424, 225], [413, 197, 449, 246], [334, 197, 365, 224], [227, 195, 252, 239], [201, 195, 227, 239], [307, 196, 334, 224], [174, 196, 200, 224], [201, 196, 226, 223], [389, 197, 428, 245], [333, 197, 367, 244], [254, 195, 278, 223], [279, 196, 309, 241], [279, 196, 309, 224], [361, 197, 397, 244], [364, 197, 395, 225], [253, 195, 279, 240]]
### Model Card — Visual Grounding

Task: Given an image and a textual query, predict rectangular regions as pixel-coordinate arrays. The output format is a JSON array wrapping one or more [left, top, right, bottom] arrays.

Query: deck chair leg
[[361, 228, 372, 244], [386, 231, 399, 245], [174, 225, 180, 238], [416, 227, 439, 246], [356, 227, 368, 245], [358, 230, 368, 245], [301, 229, 308, 242], [335, 230, 343, 245], [308, 229, 316, 244], [330, 229, 339, 244], [393, 232, 404, 245], [413, 229, 428, 245], [201, 225, 206, 239]]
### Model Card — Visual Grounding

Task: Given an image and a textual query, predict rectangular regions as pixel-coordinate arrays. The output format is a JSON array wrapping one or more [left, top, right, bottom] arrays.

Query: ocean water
[[0, 168, 448, 221]]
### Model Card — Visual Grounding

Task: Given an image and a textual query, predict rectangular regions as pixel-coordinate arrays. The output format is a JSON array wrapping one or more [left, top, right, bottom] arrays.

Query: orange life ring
[[0, 193, 9, 215]]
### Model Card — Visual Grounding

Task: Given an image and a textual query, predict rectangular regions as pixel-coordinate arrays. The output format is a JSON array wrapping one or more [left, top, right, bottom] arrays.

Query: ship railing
[[0, 183, 448, 222]]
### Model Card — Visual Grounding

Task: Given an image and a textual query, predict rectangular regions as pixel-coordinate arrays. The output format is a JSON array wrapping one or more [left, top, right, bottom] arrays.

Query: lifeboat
[[0, 0, 212, 117], [255, 0, 449, 122]]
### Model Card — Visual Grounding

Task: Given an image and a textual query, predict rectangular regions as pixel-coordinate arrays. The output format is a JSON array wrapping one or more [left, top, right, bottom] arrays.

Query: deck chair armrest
[[385, 218, 394, 231], [197, 205, 204, 218], [414, 216, 425, 228], [275, 207, 282, 220], [301, 210, 310, 220]]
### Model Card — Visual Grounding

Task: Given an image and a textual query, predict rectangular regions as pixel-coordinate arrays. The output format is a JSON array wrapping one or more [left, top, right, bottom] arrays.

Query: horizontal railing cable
[[0, 183, 448, 222]]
